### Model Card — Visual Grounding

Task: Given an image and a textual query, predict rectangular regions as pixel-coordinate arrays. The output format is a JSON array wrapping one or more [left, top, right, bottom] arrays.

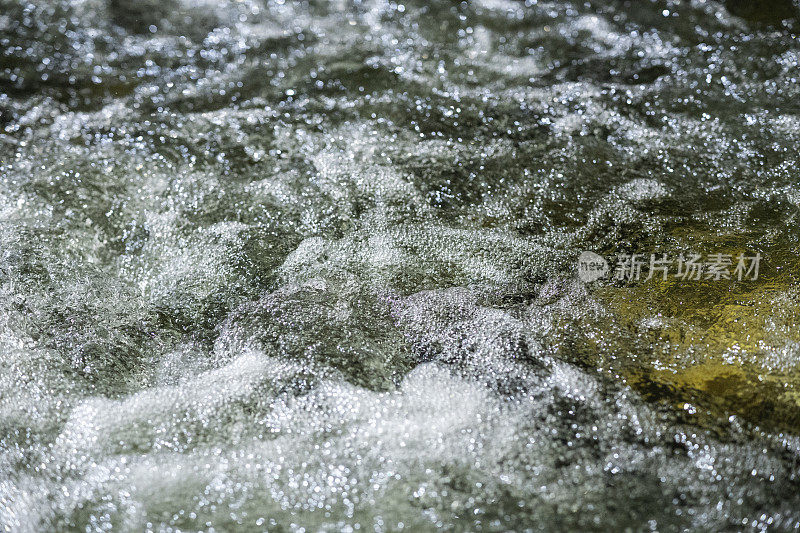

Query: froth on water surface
[[2, 0, 800, 530]]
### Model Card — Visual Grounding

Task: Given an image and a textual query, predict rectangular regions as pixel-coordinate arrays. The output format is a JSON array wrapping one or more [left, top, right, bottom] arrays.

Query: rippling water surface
[[2, 0, 800, 530]]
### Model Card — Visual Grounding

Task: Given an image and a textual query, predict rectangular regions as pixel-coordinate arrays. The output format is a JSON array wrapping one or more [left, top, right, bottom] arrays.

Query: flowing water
[[2, 0, 800, 531]]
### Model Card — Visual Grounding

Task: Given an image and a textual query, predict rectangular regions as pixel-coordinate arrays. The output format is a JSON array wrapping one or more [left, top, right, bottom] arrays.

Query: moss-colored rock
[[561, 227, 800, 434]]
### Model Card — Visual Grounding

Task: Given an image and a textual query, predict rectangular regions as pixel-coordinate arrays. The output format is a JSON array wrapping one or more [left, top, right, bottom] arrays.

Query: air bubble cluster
[[2, 0, 800, 531]]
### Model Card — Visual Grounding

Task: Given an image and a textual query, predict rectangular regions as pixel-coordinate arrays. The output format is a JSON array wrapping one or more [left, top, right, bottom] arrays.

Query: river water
[[2, 0, 800, 531]]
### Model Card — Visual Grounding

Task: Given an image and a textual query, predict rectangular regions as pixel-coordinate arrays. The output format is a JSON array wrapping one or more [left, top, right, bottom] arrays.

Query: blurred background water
[[2, 0, 800, 530]]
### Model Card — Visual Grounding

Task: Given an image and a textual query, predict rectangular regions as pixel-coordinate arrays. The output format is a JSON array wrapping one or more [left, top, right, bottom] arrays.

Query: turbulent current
[[2, 0, 800, 531]]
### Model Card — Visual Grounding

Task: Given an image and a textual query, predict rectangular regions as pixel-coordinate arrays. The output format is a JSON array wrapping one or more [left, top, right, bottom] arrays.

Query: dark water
[[2, 0, 800, 531]]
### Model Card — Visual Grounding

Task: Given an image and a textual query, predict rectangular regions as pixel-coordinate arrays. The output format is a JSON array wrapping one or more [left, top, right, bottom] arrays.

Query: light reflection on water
[[1, 0, 800, 530]]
